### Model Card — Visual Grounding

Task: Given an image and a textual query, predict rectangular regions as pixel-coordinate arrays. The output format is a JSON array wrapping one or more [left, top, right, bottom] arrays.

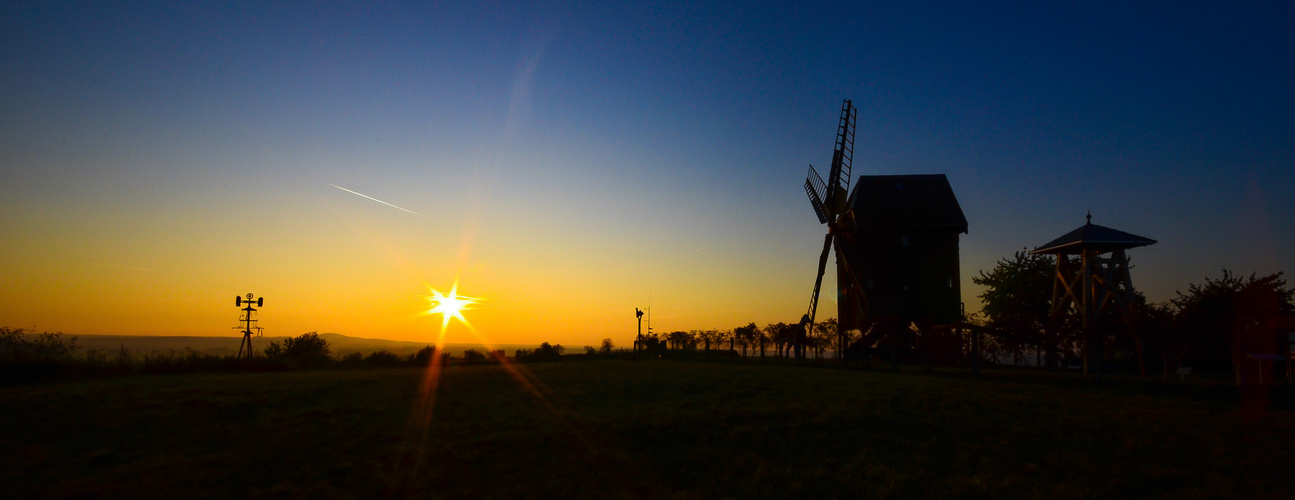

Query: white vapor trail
[[328, 183, 427, 218]]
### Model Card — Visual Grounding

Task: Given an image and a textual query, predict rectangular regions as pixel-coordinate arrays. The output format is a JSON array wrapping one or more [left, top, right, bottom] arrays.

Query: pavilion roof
[[1029, 216, 1156, 255]]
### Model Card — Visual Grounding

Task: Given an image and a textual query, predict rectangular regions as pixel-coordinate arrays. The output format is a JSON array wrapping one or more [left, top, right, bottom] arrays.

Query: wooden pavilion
[[1030, 214, 1156, 380]]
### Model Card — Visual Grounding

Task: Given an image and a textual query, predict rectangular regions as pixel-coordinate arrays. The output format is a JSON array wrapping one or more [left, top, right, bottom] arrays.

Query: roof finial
[[1086, 211, 1092, 225]]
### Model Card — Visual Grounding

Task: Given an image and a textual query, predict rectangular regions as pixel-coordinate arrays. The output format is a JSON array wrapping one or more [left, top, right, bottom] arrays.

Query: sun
[[426, 282, 479, 330]]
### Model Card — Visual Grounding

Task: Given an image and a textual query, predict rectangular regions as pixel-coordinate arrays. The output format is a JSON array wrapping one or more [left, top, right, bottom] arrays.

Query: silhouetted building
[[837, 174, 968, 329]]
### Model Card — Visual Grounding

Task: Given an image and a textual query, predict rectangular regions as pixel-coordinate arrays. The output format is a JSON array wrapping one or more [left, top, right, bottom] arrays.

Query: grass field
[[2, 359, 1292, 499]]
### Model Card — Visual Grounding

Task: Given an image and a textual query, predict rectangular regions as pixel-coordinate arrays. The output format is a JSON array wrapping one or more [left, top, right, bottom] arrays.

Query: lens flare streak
[[394, 280, 595, 489]]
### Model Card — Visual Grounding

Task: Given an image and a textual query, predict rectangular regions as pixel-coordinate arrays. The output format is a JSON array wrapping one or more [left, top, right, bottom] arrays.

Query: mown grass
[[2, 360, 1291, 499]]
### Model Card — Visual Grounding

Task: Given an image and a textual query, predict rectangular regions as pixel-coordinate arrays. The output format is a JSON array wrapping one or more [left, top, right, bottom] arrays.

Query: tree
[[813, 318, 839, 359], [285, 332, 329, 357], [410, 345, 437, 365], [666, 331, 695, 350], [0, 328, 80, 380], [364, 350, 401, 367], [714, 329, 731, 353], [734, 323, 758, 356], [0, 327, 79, 364], [264, 332, 331, 368], [599, 338, 614, 355], [1171, 271, 1293, 378], [519, 342, 564, 361], [972, 249, 1077, 367], [759, 323, 782, 358]]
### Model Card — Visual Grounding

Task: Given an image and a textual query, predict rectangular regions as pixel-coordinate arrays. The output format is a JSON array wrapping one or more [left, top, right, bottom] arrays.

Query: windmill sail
[[826, 101, 855, 215], [801, 99, 858, 359], [804, 165, 828, 224]]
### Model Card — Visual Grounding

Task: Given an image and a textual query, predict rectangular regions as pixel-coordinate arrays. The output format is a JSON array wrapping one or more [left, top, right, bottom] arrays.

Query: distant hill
[[71, 333, 535, 357]]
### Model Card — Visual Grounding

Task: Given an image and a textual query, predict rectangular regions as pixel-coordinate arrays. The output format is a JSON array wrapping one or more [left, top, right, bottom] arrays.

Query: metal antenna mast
[[635, 307, 644, 355], [802, 99, 856, 360], [234, 292, 265, 359]]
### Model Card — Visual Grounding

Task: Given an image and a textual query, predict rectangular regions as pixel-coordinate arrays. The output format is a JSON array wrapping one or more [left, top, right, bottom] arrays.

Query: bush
[[1, 328, 80, 382], [364, 350, 401, 368], [516, 342, 564, 362], [0, 327, 79, 364], [409, 346, 437, 366], [339, 352, 364, 367], [264, 332, 331, 368]]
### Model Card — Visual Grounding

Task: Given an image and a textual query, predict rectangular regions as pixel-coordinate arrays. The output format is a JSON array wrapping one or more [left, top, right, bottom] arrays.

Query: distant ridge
[[71, 333, 535, 357]]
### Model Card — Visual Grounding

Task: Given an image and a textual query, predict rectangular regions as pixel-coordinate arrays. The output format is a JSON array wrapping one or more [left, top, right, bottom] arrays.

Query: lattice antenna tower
[[233, 292, 265, 359]]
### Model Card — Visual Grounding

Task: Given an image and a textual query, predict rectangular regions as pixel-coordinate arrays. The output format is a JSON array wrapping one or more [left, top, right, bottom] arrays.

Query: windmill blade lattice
[[802, 99, 857, 358]]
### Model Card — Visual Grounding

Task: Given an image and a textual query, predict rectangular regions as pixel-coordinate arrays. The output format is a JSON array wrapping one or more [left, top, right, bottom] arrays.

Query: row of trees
[[0, 330, 502, 382], [2, 328, 630, 384], [973, 250, 1293, 376], [633, 319, 841, 359]]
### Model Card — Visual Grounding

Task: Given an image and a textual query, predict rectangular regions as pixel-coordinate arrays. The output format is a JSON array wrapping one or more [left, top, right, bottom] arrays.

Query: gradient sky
[[2, 1, 1292, 347]]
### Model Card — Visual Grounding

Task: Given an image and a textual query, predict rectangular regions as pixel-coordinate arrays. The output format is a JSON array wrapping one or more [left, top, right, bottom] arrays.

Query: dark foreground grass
[[2, 360, 1292, 499]]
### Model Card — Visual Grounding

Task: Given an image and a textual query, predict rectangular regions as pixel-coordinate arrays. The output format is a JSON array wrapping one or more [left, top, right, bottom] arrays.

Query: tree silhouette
[[410, 345, 437, 365], [734, 323, 758, 356], [813, 318, 839, 358], [759, 323, 780, 358], [1172, 270, 1293, 377], [264, 332, 331, 368], [0, 327, 78, 364], [364, 350, 401, 367], [519, 342, 564, 361], [973, 250, 1077, 367]]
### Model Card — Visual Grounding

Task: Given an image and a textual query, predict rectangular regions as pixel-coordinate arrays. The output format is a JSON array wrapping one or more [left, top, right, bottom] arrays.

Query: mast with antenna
[[233, 292, 265, 359]]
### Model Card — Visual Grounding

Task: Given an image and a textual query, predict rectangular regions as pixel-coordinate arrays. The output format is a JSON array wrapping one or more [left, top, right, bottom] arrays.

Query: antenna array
[[234, 292, 265, 359]]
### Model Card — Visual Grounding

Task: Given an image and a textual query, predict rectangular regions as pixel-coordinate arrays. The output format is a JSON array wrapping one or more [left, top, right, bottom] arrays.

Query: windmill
[[802, 99, 860, 359]]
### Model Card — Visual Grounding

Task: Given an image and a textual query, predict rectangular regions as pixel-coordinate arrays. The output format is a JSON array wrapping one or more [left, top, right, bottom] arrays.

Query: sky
[[2, 1, 1292, 348]]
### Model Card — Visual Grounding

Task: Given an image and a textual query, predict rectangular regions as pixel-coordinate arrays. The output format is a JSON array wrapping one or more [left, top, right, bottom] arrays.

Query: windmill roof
[[1029, 219, 1156, 255], [847, 174, 968, 232]]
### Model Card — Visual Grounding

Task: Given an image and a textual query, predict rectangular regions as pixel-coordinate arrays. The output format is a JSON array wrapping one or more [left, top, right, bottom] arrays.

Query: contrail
[[328, 183, 426, 218], [94, 263, 154, 271]]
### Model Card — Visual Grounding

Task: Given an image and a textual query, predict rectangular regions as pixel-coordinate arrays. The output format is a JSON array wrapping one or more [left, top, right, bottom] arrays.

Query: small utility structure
[[802, 99, 969, 364], [1030, 214, 1155, 380], [234, 293, 265, 359], [634, 307, 644, 356]]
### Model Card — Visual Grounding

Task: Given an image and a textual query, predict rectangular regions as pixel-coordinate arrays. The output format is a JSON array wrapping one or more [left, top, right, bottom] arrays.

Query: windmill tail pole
[[807, 231, 835, 330]]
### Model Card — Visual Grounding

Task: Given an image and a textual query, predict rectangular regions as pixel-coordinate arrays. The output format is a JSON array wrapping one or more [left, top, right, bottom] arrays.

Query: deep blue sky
[[2, 1, 1292, 342]]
